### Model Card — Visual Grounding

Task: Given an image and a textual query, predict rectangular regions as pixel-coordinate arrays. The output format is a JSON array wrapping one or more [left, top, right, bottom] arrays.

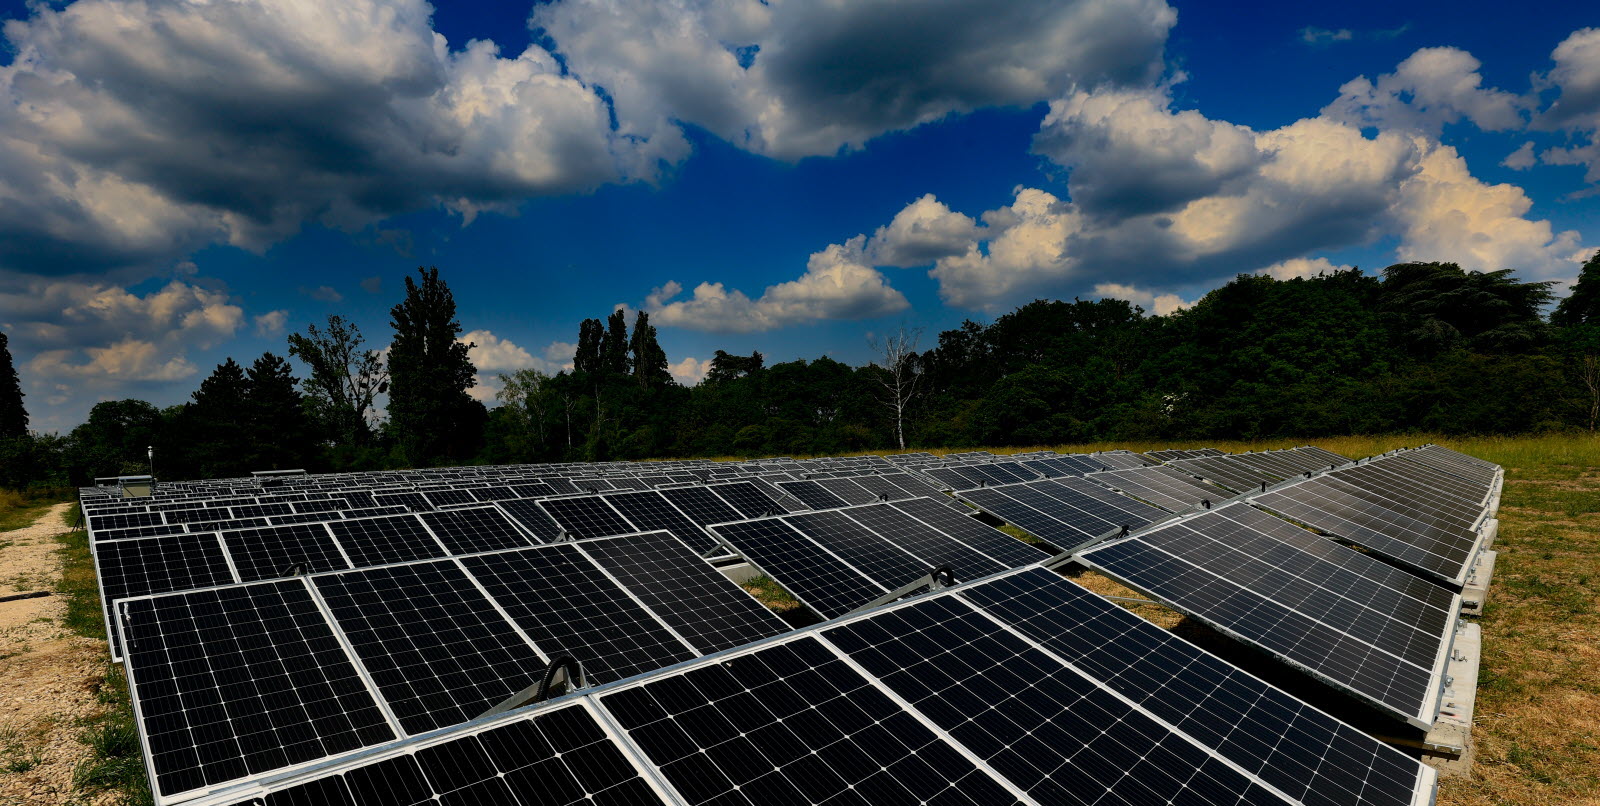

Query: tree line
[[2, 256, 1599, 488]]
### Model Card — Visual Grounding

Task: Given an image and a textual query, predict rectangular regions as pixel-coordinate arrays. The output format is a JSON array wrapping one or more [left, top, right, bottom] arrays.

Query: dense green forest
[[3, 256, 1599, 487]]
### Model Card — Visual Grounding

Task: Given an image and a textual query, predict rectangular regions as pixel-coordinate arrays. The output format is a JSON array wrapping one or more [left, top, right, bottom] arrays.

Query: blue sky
[[2, 0, 1598, 432]]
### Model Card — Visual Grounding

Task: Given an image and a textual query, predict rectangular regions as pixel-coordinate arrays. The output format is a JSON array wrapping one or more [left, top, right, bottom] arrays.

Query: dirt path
[[0, 504, 112, 806]]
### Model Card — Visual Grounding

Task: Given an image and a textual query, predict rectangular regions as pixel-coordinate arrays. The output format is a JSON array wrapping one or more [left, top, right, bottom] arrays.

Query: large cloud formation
[[533, 0, 1175, 160], [0, 0, 686, 280]]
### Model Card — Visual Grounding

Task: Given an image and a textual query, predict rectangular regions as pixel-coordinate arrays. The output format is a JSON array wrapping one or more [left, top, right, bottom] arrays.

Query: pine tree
[[245, 353, 311, 470], [387, 267, 477, 466], [1553, 251, 1600, 327], [186, 358, 249, 477], [0, 330, 25, 438]]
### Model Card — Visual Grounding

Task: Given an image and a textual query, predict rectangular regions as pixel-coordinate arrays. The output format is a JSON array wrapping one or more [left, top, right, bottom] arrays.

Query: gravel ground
[[0, 503, 115, 806]]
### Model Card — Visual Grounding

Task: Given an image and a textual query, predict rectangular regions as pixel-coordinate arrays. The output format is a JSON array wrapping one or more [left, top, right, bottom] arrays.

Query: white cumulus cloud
[[1256, 257, 1354, 280]]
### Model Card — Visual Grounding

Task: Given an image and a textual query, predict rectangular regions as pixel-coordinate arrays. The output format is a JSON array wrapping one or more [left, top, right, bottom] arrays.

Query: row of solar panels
[[111, 495, 1063, 804], [172, 566, 1438, 806], [945, 445, 1500, 729], [89, 481, 799, 659]]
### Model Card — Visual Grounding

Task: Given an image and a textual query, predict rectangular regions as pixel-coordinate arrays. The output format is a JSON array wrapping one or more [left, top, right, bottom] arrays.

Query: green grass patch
[[56, 526, 107, 641], [0, 487, 69, 532], [73, 665, 152, 806], [0, 724, 44, 774]]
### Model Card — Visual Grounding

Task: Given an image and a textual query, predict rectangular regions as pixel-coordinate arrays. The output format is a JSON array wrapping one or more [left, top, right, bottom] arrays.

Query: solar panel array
[[116, 531, 788, 802], [1251, 448, 1499, 586], [187, 566, 1437, 806], [1077, 502, 1463, 727], [81, 441, 1495, 806]]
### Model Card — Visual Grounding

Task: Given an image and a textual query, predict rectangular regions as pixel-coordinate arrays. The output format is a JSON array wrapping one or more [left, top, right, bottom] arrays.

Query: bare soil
[[0, 504, 113, 806]]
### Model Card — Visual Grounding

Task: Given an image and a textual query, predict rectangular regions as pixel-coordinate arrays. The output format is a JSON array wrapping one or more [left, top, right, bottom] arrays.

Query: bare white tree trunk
[[869, 325, 924, 451]]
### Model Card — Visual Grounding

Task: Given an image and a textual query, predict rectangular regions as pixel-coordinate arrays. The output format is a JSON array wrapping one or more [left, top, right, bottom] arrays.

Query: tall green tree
[[628, 311, 672, 388], [602, 309, 630, 375], [1380, 262, 1555, 355], [286, 314, 387, 446], [387, 267, 478, 465], [67, 400, 163, 482], [245, 353, 313, 469], [184, 358, 250, 477], [573, 318, 604, 375], [1552, 251, 1600, 327], [0, 330, 25, 438]]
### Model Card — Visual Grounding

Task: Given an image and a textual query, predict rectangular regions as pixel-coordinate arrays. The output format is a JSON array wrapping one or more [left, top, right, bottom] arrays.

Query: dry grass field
[[2, 434, 1593, 805]]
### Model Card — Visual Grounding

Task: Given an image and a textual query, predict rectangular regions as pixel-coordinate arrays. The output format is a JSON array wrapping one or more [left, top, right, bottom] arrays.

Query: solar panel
[[207, 701, 662, 806], [784, 510, 933, 591], [887, 497, 1051, 568], [1076, 503, 1460, 727], [1166, 455, 1282, 492], [373, 492, 433, 512], [1089, 466, 1232, 512], [421, 489, 478, 508], [773, 479, 852, 509], [183, 517, 270, 533], [839, 504, 1008, 582], [706, 480, 788, 518], [601, 490, 718, 553], [291, 499, 351, 514], [95, 523, 188, 541], [959, 482, 1127, 546], [493, 498, 562, 542], [419, 507, 533, 554], [163, 507, 233, 524], [580, 530, 790, 654], [538, 496, 637, 539], [602, 637, 1020, 805], [710, 519, 886, 618], [220, 523, 349, 582], [326, 515, 448, 568], [459, 544, 695, 685], [1253, 471, 1486, 585], [119, 580, 395, 800], [957, 568, 1432, 806], [266, 511, 346, 526], [229, 503, 295, 518], [95, 532, 237, 659], [813, 476, 878, 505], [313, 561, 546, 735], [657, 485, 744, 526], [90, 511, 165, 531]]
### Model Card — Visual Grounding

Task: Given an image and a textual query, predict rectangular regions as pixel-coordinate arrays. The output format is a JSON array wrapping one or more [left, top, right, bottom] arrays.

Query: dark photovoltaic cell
[[538, 496, 638, 539], [326, 515, 447, 568], [581, 531, 789, 654], [184, 517, 270, 533], [460, 545, 695, 685], [95, 523, 188, 541], [707, 480, 788, 518], [228, 702, 661, 806], [422, 489, 478, 509], [825, 596, 1286, 806], [373, 492, 433, 512], [231, 503, 295, 518], [711, 519, 886, 618], [268, 511, 346, 526], [120, 580, 394, 800], [785, 509, 933, 592], [601, 491, 717, 554], [164, 507, 234, 524], [1078, 504, 1457, 724], [887, 496, 1050, 568], [221, 524, 350, 582], [657, 486, 744, 526], [839, 504, 1009, 583], [96, 533, 236, 657], [419, 507, 533, 554], [959, 484, 1113, 546], [291, 499, 350, 514], [814, 477, 879, 505], [91, 511, 165, 531], [958, 568, 1431, 806], [602, 637, 1018, 806], [1089, 466, 1231, 512], [494, 498, 562, 542], [774, 479, 852, 510], [314, 562, 545, 735]]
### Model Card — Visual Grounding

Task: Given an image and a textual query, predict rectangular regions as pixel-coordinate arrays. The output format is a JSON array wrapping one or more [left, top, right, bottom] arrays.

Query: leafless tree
[[1581, 353, 1600, 432], [869, 325, 924, 450]]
